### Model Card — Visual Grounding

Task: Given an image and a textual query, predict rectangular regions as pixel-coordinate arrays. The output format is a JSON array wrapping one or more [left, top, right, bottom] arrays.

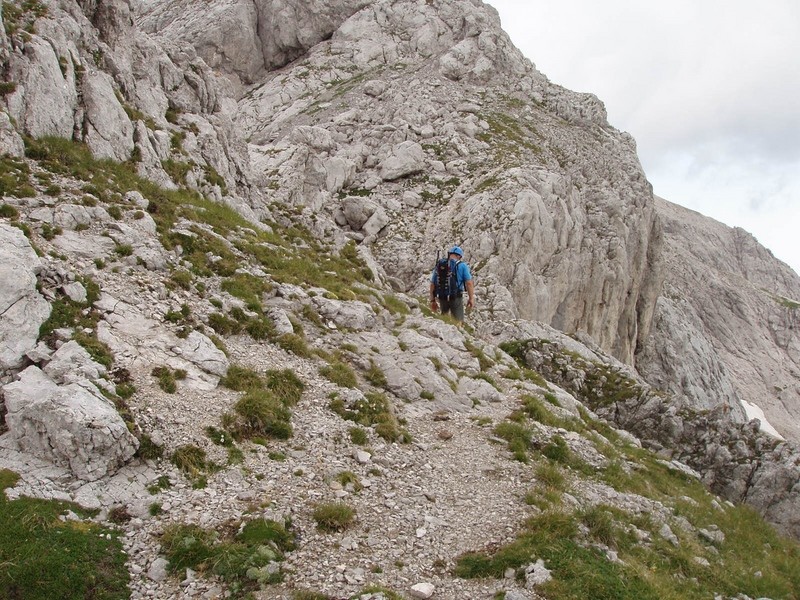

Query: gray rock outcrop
[[1, 2, 800, 596], [2, 0, 262, 209], [0, 224, 51, 372], [639, 198, 800, 440], [4, 366, 138, 481]]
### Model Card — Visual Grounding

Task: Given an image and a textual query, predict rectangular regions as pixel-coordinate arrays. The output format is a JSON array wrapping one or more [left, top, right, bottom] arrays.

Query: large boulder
[[43, 340, 107, 385], [3, 366, 138, 481], [378, 141, 425, 181], [0, 225, 51, 372]]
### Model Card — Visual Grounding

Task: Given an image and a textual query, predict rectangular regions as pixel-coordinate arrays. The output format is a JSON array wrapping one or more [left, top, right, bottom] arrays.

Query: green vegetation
[[501, 338, 639, 409], [2, 0, 48, 37], [320, 360, 358, 388], [771, 292, 800, 310], [0, 155, 35, 197], [221, 273, 271, 311], [0, 469, 129, 599], [312, 502, 355, 532], [171, 444, 219, 487], [329, 391, 410, 443], [455, 497, 800, 600], [458, 409, 800, 600], [494, 420, 533, 462], [152, 365, 187, 393], [147, 475, 172, 495], [382, 294, 410, 315], [221, 364, 265, 392], [349, 426, 369, 446], [226, 389, 293, 440], [22, 137, 372, 302], [477, 110, 542, 165], [334, 470, 363, 492], [464, 339, 494, 371], [36, 277, 114, 371], [264, 369, 306, 406], [218, 364, 304, 449], [0, 203, 19, 218], [160, 517, 295, 596], [292, 591, 335, 600], [364, 359, 388, 388]]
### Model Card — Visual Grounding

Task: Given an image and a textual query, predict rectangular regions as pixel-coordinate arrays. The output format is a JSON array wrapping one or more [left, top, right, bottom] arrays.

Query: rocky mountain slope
[[1, 0, 800, 598]]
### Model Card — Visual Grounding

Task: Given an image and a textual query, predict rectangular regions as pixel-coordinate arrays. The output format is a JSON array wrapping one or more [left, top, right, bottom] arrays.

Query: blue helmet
[[449, 246, 463, 257]]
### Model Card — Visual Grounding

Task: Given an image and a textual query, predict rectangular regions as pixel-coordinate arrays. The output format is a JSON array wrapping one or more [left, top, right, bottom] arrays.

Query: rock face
[[230, 0, 662, 368], [137, 0, 373, 91], [1, 0, 262, 210], [4, 366, 138, 481], [1, 1, 800, 594], [638, 198, 800, 440], [0, 224, 51, 372], [495, 330, 800, 540]]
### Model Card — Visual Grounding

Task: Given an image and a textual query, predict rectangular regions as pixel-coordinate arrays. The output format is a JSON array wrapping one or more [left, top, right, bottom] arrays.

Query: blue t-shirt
[[431, 259, 472, 292]]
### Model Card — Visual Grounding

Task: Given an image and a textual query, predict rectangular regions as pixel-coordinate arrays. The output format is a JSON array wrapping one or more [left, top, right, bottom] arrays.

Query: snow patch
[[741, 400, 785, 440]]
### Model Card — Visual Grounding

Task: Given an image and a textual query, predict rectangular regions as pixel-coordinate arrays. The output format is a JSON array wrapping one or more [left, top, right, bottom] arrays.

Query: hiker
[[429, 246, 475, 321]]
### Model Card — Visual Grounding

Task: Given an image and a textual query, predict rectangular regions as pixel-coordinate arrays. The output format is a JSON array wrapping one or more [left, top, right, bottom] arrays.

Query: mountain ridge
[[1, 0, 800, 598]]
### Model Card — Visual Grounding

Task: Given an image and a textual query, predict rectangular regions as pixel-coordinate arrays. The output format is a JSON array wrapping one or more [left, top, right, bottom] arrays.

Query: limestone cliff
[[639, 197, 800, 439], [2, 0, 800, 596]]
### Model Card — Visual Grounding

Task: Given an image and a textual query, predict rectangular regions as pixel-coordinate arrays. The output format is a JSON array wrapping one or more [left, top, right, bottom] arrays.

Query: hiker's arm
[[429, 282, 438, 311], [466, 279, 475, 309]]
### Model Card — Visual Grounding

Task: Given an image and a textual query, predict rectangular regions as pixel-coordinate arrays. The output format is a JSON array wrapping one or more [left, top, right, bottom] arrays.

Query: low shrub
[[221, 364, 264, 392], [160, 517, 296, 594]]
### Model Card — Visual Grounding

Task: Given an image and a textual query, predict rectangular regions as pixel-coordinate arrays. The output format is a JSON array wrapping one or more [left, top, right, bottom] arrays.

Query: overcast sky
[[488, 0, 800, 277]]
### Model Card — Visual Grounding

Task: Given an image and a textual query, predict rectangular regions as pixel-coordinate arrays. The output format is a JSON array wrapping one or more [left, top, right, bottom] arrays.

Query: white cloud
[[489, 0, 800, 275]]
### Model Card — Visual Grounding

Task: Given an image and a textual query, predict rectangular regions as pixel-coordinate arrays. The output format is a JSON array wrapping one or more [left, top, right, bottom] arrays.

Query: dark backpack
[[436, 258, 461, 299]]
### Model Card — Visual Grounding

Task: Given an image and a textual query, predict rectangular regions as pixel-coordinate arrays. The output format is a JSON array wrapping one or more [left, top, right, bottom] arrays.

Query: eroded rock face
[[1, 0, 799, 557], [638, 198, 800, 440], [229, 0, 663, 367], [2, 0, 262, 211], [0, 225, 51, 372], [4, 366, 138, 481], [137, 0, 373, 90]]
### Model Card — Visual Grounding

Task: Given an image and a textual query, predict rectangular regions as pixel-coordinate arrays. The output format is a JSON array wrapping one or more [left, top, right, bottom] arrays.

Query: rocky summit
[[1, 0, 800, 599]]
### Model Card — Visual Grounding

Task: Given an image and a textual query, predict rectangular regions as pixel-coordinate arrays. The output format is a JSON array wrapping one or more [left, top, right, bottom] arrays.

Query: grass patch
[[264, 369, 305, 406], [22, 137, 371, 297], [0, 469, 129, 600], [382, 294, 410, 315], [494, 420, 533, 462], [456, 441, 800, 600], [329, 391, 409, 443], [312, 502, 355, 532], [152, 365, 187, 393], [171, 444, 218, 486], [320, 360, 358, 388], [349, 426, 368, 445], [226, 389, 293, 441], [221, 273, 271, 311], [334, 470, 363, 492], [364, 360, 387, 388], [221, 364, 264, 392], [160, 517, 295, 594]]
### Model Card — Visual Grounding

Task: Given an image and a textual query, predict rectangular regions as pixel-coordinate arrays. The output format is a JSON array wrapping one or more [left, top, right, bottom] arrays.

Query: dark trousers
[[439, 294, 464, 321]]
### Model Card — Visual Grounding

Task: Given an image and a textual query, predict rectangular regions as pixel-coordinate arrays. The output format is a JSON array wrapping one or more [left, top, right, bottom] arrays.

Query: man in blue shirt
[[429, 246, 475, 321]]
